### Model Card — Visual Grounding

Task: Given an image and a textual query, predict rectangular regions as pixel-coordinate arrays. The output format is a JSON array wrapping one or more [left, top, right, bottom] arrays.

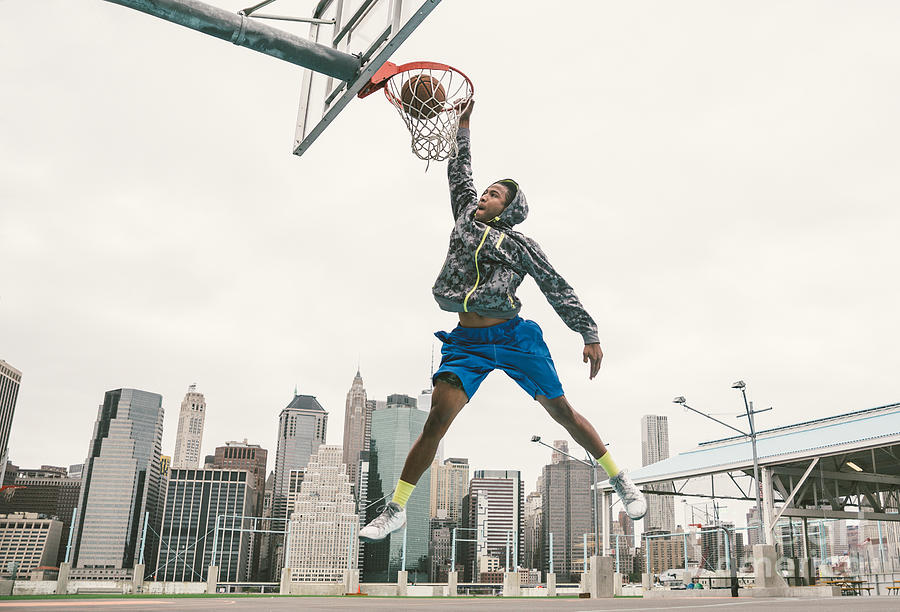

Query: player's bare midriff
[[458, 312, 508, 328]]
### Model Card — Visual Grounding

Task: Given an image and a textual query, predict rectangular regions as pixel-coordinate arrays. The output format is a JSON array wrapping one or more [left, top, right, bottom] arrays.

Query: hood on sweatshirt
[[490, 178, 528, 228]]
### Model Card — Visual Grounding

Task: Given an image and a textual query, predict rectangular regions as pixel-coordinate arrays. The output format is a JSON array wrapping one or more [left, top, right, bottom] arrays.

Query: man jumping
[[360, 101, 646, 542]]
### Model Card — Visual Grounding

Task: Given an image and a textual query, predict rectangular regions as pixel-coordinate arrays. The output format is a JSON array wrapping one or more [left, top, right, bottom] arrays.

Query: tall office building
[[270, 393, 327, 575], [341, 370, 370, 497], [73, 388, 164, 579], [0, 360, 22, 486], [541, 458, 594, 581], [468, 470, 524, 571], [0, 465, 81, 565], [641, 415, 675, 532], [172, 385, 206, 469], [0, 513, 63, 579], [524, 489, 543, 571], [285, 445, 357, 582], [363, 394, 430, 582], [155, 468, 257, 582], [429, 457, 469, 523], [209, 440, 268, 580]]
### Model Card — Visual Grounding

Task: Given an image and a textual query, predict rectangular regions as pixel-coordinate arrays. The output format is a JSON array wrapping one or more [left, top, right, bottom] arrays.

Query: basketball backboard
[[292, 0, 442, 157]]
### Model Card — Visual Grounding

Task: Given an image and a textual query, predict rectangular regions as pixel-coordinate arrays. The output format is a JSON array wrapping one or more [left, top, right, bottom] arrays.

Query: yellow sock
[[596, 451, 620, 478], [392, 479, 416, 508]]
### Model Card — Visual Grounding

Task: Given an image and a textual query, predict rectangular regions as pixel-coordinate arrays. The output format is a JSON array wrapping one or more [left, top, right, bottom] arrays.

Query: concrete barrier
[[56, 562, 70, 595], [589, 556, 614, 598], [343, 569, 359, 594], [753, 544, 788, 589], [207, 565, 219, 594], [502, 571, 521, 597]]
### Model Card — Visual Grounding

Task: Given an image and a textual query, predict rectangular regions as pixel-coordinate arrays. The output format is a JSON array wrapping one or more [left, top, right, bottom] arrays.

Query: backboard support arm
[[104, 0, 360, 81]]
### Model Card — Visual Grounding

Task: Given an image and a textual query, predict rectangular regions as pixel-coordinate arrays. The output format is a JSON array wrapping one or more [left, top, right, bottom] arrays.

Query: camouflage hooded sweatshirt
[[432, 128, 600, 345]]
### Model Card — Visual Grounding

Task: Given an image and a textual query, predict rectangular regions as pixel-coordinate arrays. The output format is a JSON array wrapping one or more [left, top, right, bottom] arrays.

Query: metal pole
[[64, 507, 78, 564], [513, 528, 518, 570], [583, 532, 588, 576], [549, 532, 554, 575], [103, 0, 360, 80], [401, 526, 407, 571], [506, 531, 511, 571], [451, 527, 457, 571], [741, 392, 765, 530], [615, 534, 620, 573], [283, 518, 293, 569], [347, 522, 354, 571], [592, 461, 600, 558], [139, 510, 149, 565], [683, 532, 688, 569], [210, 514, 221, 567], [602, 491, 611, 556]]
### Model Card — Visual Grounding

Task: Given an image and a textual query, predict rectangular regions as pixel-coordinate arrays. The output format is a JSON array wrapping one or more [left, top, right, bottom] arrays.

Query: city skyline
[[4, 0, 900, 577]]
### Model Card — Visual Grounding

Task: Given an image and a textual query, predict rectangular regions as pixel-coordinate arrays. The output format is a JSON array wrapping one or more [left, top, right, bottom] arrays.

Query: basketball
[[400, 74, 446, 119]]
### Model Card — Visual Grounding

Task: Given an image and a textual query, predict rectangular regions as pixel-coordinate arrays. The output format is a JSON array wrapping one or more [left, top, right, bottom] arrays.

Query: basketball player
[[360, 100, 646, 542]]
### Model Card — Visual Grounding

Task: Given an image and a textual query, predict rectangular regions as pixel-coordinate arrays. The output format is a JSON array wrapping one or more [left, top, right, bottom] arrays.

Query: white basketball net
[[384, 66, 473, 162]]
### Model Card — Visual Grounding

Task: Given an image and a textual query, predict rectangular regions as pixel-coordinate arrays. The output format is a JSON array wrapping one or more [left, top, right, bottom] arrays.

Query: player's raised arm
[[447, 100, 477, 219]]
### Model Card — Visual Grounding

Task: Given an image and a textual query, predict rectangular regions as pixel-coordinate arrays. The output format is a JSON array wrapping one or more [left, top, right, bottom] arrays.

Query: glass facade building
[[363, 395, 431, 583], [541, 459, 594, 581], [73, 388, 164, 578], [155, 468, 256, 582]]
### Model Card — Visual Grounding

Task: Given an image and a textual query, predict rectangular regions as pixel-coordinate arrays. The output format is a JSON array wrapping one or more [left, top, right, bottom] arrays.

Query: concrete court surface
[[2, 597, 900, 612]]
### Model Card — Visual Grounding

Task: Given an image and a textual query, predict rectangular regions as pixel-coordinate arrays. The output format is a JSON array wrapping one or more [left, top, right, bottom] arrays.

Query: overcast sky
[[2, 1, 898, 530]]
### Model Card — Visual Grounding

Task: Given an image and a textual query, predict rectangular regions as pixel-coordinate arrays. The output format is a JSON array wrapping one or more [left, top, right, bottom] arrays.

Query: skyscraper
[[341, 370, 370, 497], [72, 388, 164, 579], [524, 489, 543, 570], [363, 394, 430, 583], [285, 445, 357, 583], [172, 384, 206, 469], [641, 415, 675, 532], [429, 457, 469, 523], [155, 468, 257, 582], [0, 360, 22, 486], [270, 393, 327, 575], [468, 470, 524, 571], [209, 440, 269, 580], [541, 458, 594, 581]]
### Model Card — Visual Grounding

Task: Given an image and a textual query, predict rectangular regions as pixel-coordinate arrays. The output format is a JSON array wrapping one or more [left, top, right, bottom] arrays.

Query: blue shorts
[[432, 316, 564, 401]]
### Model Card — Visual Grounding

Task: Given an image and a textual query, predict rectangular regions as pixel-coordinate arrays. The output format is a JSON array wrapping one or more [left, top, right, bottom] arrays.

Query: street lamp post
[[672, 380, 770, 541], [531, 435, 601, 557], [732, 381, 770, 541]]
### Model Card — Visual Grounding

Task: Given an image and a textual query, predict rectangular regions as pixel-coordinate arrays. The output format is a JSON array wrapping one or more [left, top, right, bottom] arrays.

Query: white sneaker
[[359, 501, 407, 542], [610, 470, 647, 520]]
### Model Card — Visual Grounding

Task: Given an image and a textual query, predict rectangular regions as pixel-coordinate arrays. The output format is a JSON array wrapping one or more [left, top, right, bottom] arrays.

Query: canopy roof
[[613, 402, 900, 487]]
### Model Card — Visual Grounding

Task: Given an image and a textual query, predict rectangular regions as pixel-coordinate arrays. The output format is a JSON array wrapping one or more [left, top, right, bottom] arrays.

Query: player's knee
[[545, 398, 575, 425], [423, 412, 451, 439]]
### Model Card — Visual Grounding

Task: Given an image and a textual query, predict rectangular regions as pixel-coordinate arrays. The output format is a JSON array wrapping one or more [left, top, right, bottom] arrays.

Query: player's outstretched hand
[[583, 343, 603, 380], [456, 98, 474, 128]]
